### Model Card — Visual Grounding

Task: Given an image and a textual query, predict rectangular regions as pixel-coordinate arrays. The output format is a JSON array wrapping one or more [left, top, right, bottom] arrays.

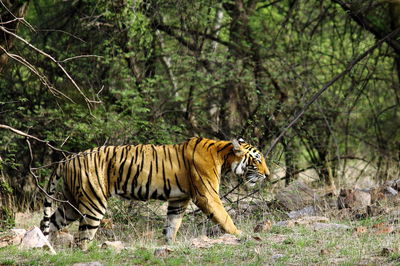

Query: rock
[[20, 227, 56, 254], [101, 241, 125, 252], [337, 188, 371, 210], [275, 181, 318, 211], [0, 228, 26, 247], [294, 216, 329, 225], [52, 231, 74, 248], [287, 206, 317, 219], [253, 220, 273, 233], [311, 222, 350, 231]]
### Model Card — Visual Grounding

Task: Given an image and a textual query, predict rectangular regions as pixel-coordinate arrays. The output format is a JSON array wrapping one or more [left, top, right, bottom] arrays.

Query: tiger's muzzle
[[244, 168, 267, 187]]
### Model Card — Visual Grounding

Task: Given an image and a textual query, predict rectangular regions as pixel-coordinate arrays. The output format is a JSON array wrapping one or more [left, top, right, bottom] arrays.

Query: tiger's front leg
[[164, 199, 190, 243], [194, 195, 241, 236]]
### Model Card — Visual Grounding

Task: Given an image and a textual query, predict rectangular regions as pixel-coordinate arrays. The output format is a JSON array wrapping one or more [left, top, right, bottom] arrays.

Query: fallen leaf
[[354, 226, 367, 234]]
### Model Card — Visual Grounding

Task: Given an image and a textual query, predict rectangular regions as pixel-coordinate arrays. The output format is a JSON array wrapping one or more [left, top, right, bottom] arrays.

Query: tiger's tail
[[40, 169, 60, 237]]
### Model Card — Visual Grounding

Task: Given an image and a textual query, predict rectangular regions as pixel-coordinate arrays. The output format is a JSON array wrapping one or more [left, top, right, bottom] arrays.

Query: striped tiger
[[40, 137, 270, 250]]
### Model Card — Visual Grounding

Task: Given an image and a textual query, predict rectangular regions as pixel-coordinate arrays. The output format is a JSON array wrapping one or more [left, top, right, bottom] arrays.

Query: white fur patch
[[231, 159, 246, 175]]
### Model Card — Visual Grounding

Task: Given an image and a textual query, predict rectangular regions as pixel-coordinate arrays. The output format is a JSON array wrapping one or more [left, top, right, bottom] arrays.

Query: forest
[[1, 0, 400, 262]]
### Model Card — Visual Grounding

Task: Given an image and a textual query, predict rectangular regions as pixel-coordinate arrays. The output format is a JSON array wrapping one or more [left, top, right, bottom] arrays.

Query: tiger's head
[[230, 139, 270, 187]]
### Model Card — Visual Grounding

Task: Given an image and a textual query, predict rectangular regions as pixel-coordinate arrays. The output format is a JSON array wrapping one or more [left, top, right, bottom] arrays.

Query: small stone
[[101, 241, 125, 252]]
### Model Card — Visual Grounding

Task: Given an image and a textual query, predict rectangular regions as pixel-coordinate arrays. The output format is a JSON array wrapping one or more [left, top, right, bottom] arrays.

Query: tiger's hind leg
[[77, 203, 107, 251], [42, 202, 80, 240], [163, 199, 190, 243]]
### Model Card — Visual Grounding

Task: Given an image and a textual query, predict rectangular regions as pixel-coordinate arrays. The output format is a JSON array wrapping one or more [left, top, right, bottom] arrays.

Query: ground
[[1, 201, 400, 265]]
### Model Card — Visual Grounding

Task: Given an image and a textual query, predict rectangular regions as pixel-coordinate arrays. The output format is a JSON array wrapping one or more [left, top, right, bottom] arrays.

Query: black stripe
[[151, 189, 158, 199], [175, 146, 181, 169], [122, 156, 135, 194], [140, 150, 145, 172], [217, 142, 232, 153], [58, 206, 65, 218], [134, 146, 139, 164], [93, 150, 107, 200], [79, 200, 100, 216], [50, 215, 60, 230], [84, 214, 101, 222], [80, 188, 104, 215], [174, 174, 186, 193], [130, 166, 140, 199], [151, 145, 158, 174], [118, 151, 128, 191], [162, 161, 171, 198], [79, 224, 99, 231], [106, 146, 116, 196], [144, 163, 152, 199], [86, 176, 107, 210], [167, 147, 173, 169], [163, 146, 167, 160]]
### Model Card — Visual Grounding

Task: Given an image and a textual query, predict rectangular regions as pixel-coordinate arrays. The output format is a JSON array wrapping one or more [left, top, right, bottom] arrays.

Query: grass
[[1, 214, 400, 265], [2, 197, 400, 265]]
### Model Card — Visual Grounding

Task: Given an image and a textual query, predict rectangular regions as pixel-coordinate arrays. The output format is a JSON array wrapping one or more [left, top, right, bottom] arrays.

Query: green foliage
[[1, 0, 400, 212]]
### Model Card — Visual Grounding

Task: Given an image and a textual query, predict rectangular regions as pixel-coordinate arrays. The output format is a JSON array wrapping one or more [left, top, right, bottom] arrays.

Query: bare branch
[[0, 124, 71, 154], [0, 25, 100, 106], [0, 45, 75, 102]]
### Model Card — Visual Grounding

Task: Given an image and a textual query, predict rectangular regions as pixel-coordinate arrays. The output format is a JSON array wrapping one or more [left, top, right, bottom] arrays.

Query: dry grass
[[2, 195, 400, 265]]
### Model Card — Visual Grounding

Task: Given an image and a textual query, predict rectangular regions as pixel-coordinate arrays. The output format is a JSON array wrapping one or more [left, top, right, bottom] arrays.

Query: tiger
[[40, 137, 270, 250]]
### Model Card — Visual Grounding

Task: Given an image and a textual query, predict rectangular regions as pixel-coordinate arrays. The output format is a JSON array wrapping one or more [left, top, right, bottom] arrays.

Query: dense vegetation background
[[1, 0, 399, 226]]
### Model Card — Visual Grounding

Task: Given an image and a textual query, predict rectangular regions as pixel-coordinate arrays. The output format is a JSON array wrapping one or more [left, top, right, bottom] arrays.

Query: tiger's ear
[[232, 139, 245, 157]]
